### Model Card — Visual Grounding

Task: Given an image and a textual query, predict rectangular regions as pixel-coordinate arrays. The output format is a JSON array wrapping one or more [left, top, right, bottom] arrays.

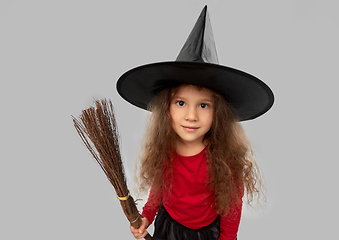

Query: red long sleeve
[[219, 200, 242, 240], [141, 148, 242, 239], [141, 189, 162, 225]]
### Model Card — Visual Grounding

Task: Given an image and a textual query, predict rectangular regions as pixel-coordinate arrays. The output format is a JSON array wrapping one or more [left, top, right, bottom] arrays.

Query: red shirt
[[142, 148, 242, 240]]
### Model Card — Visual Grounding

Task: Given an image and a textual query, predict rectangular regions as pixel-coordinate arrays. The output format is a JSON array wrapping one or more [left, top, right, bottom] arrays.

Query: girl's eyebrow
[[172, 95, 187, 100], [173, 96, 213, 103]]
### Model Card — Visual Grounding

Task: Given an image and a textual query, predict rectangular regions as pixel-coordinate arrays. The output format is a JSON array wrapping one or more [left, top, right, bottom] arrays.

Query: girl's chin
[[177, 136, 205, 145]]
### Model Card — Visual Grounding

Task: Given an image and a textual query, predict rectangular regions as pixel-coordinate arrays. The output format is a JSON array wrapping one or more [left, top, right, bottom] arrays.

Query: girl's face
[[169, 85, 214, 148]]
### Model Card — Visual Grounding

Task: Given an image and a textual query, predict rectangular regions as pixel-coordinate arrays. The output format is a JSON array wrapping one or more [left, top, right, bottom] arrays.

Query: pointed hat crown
[[176, 6, 218, 64]]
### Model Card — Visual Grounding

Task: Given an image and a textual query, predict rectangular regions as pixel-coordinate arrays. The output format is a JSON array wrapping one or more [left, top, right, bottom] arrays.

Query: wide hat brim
[[117, 61, 274, 121], [116, 6, 274, 121]]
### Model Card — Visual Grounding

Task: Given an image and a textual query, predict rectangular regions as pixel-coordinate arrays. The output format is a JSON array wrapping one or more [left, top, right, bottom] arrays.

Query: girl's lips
[[182, 126, 199, 132]]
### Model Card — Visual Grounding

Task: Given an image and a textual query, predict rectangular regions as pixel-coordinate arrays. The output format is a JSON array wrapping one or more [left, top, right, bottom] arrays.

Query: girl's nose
[[185, 106, 198, 121]]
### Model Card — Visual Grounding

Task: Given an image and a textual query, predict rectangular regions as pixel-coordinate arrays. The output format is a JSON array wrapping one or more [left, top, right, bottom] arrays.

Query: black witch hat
[[117, 6, 274, 121]]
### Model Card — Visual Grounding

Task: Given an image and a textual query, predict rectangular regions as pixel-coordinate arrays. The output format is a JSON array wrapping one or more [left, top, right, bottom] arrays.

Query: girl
[[131, 84, 261, 240], [116, 6, 274, 240]]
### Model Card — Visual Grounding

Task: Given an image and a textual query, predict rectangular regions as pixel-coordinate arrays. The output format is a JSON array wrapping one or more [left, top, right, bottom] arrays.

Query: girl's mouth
[[182, 126, 199, 132]]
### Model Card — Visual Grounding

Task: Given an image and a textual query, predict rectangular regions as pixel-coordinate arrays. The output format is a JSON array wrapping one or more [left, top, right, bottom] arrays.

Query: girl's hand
[[130, 217, 149, 239]]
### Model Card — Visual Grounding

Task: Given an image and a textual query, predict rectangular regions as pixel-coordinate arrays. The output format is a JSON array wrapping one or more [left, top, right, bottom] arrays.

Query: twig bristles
[[72, 99, 128, 198]]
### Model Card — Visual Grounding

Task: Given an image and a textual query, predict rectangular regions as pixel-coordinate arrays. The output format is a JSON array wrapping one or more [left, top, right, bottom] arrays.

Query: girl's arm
[[218, 200, 243, 240], [141, 188, 162, 226], [130, 186, 160, 239]]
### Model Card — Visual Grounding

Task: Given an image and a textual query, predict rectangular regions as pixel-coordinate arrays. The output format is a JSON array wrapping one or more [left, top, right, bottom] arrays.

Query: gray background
[[1, 0, 337, 239]]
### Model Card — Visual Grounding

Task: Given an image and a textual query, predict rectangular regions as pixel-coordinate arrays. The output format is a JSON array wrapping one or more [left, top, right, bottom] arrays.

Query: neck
[[175, 140, 207, 156]]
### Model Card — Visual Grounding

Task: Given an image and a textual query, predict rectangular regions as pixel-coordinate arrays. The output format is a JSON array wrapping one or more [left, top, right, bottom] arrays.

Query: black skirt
[[153, 206, 221, 240]]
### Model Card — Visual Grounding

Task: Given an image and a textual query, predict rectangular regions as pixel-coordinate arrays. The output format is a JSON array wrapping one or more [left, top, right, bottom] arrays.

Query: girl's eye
[[199, 103, 208, 108], [176, 100, 185, 106]]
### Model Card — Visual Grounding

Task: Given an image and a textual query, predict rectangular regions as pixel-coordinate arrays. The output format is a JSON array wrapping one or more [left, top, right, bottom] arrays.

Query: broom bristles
[[73, 99, 128, 197]]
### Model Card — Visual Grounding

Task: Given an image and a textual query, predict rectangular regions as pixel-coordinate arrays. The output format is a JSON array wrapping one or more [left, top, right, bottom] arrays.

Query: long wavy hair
[[136, 84, 264, 216]]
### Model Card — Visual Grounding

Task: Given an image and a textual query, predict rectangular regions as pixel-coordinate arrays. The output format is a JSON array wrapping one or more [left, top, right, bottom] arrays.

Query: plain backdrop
[[1, 0, 338, 239]]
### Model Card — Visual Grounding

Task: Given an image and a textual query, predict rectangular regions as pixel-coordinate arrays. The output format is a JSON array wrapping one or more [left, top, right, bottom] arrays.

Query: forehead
[[172, 85, 214, 99]]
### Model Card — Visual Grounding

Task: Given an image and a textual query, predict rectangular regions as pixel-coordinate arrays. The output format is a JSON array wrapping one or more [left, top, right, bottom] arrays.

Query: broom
[[72, 99, 153, 240]]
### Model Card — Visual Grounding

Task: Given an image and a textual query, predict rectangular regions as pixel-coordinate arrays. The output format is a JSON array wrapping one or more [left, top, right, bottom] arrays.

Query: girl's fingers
[[137, 230, 149, 239], [131, 230, 148, 239], [130, 226, 148, 239], [130, 217, 149, 239]]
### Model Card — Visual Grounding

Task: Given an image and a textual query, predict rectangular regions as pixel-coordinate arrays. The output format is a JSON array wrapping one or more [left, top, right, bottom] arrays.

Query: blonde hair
[[136, 84, 264, 216]]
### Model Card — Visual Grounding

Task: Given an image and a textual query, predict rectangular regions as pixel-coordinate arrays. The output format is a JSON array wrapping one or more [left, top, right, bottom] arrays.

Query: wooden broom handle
[[144, 233, 153, 240]]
